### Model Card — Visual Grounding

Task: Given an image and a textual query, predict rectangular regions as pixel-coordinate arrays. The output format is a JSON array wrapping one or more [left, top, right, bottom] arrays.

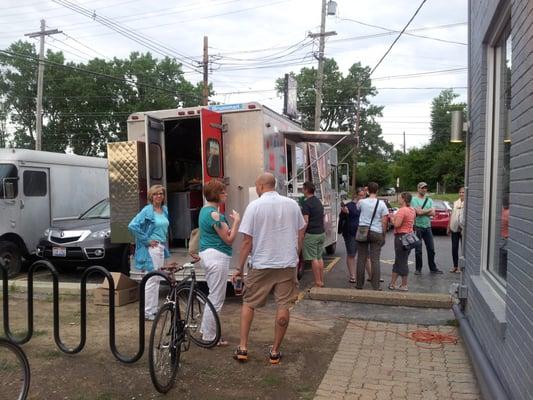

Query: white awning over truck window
[[281, 130, 355, 144]]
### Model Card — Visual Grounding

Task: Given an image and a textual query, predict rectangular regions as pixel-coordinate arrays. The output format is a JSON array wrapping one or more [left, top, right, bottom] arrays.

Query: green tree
[[393, 89, 466, 191], [0, 41, 206, 156], [276, 58, 394, 187]]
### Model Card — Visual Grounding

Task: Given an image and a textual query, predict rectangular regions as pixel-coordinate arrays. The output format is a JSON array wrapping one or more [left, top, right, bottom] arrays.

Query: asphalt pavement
[[300, 229, 461, 295]]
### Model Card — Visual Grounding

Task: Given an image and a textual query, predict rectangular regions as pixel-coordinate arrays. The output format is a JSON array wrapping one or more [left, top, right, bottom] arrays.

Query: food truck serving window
[[0, 163, 18, 199], [206, 139, 221, 177]]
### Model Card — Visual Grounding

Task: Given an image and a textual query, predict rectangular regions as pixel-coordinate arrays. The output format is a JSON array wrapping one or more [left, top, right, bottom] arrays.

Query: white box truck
[[0, 149, 108, 276], [107, 102, 351, 280]]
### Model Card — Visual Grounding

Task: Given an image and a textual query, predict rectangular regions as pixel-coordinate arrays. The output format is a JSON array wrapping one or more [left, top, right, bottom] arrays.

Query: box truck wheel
[[325, 242, 336, 255], [0, 241, 22, 277]]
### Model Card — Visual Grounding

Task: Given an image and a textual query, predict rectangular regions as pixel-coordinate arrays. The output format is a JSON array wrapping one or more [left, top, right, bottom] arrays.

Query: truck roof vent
[[248, 104, 257, 109], [178, 111, 186, 115], [187, 110, 195, 115]]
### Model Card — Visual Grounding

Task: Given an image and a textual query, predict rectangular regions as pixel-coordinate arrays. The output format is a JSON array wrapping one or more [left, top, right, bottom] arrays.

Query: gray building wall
[[465, 0, 533, 399]]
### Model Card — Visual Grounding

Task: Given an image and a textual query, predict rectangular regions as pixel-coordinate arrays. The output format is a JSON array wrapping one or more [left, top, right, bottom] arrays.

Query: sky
[[0, 0, 468, 152]]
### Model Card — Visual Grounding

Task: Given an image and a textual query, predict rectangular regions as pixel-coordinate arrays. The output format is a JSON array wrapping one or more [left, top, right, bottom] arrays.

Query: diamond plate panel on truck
[[107, 141, 146, 243]]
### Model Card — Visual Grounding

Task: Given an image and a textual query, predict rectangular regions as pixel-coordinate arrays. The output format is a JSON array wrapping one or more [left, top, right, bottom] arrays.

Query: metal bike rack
[[1, 260, 171, 364]]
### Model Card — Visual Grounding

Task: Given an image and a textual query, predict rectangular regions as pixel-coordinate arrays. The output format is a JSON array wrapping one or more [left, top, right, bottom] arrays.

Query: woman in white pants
[[198, 179, 240, 345], [128, 185, 170, 320]]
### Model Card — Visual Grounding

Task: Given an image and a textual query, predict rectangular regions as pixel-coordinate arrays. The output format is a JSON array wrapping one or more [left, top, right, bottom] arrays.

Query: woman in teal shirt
[[128, 184, 170, 320], [198, 179, 240, 346]]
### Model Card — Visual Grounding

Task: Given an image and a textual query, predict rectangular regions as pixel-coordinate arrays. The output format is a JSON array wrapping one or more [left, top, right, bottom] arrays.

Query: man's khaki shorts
[[243, 267, 298, 309]]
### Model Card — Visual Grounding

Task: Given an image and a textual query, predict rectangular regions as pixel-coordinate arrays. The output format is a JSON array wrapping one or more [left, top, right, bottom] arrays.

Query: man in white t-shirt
[[232, 173, 306, 365]]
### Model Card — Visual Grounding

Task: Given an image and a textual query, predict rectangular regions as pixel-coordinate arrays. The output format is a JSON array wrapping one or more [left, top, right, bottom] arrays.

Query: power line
[[339, 18, 467, 46], [51, 0, 202, 72], [369, 0, 428, 77]]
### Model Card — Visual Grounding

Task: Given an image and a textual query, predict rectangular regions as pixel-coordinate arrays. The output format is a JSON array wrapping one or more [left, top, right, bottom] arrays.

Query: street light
[[450, 110, 467, 143], [327, 0, 337, 15]]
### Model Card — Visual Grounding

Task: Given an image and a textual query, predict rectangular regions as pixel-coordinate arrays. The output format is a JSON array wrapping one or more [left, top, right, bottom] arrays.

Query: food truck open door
[[200, 109, 224, 183], [145, 115, 166, 189]]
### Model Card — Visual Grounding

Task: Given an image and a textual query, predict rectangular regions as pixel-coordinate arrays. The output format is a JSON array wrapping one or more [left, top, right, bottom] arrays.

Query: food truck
[[107, 102, 350, 280]]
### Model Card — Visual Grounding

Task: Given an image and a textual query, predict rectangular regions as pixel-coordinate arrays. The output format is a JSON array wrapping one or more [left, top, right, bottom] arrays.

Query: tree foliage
[[394, 89, 466, 192], [0, 41, 206, 156], [276, 58, 394, 188]]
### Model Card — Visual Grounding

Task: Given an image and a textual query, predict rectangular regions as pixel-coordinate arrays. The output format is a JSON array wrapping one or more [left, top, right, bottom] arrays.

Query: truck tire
[[325, 242, 336, 255], [0, 241, 22, 277]]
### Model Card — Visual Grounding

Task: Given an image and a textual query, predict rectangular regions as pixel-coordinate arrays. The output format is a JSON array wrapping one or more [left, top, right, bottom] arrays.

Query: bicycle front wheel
[[0, 338, 30, 400], [176, 286, 221, 348], [148, 303, 181, 394]]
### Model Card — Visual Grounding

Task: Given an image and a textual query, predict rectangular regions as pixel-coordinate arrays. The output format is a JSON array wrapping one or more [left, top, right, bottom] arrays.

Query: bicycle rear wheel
[[176, 285, 221, 348], [148, 303, 181, 393], [0, 338, 30, 400]]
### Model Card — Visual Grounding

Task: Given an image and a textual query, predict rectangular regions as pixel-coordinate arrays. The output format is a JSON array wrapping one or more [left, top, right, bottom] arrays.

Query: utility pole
[[202, 36, 209, 106], [351, 87, 361, 190], [403, 131, 406, 153], [309, 0, 336, 131], [25, 20, 61, 151]]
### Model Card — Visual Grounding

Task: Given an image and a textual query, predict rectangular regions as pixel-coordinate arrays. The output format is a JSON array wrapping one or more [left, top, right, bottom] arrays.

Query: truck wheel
[[0, 241, 22, 278], [325, 242, 336, 255]]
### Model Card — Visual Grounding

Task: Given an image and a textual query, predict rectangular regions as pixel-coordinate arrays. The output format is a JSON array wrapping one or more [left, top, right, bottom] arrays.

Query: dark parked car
[[430, 199, 452, 233], [36, 199, 130, 274]]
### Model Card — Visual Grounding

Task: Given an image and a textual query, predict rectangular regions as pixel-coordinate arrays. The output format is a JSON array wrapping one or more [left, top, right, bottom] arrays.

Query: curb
[[0, 280, 99, 297], [308, 287, 453, 308]]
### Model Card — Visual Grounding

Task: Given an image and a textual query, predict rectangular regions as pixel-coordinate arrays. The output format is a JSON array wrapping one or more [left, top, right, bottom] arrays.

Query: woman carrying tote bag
[[355, 182, 389, 290]]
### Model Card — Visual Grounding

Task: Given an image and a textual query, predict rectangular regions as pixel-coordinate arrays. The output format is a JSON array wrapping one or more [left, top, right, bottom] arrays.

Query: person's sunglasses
[[154, 192, 164, 196]]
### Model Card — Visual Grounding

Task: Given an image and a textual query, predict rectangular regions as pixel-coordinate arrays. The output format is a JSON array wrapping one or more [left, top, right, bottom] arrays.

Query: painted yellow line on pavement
[[325, 257, 340, 273]]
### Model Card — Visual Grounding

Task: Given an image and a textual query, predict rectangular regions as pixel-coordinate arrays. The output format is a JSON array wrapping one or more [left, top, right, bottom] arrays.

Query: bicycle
[[0, 338, 31, 400], [148, 261, 221, 393]]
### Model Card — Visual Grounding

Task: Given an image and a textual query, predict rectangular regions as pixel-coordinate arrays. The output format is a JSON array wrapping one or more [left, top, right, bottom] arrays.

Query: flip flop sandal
[[388, 284, 396, 290], [398, 286, 409, 292], [233, 347, 248, 362], [217, 338, 229, 347], [349, 278, 356, 283], [269, 348, 282, 365]]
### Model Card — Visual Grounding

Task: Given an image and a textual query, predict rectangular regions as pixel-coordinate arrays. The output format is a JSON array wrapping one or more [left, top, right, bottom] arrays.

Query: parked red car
[[430, 200, 452, 233]]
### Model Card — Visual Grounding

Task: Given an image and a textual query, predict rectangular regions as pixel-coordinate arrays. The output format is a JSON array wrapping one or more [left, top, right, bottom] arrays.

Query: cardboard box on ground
[[94, 272, 139, 306]]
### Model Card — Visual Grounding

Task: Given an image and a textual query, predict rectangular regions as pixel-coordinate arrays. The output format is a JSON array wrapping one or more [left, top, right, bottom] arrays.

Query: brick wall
[[465, 0, 533, 399]]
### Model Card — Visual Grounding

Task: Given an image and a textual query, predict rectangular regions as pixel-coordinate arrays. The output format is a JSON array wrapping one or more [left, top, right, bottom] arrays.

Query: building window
[[486, 23, 511, 284]]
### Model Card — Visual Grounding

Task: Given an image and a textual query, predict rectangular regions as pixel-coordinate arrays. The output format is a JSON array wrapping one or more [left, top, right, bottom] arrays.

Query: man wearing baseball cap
[[411, 182, 443, 274]]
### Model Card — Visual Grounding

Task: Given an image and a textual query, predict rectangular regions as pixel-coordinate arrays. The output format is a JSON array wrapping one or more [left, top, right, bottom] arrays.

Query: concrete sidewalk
[[314, 320, 481, 400]]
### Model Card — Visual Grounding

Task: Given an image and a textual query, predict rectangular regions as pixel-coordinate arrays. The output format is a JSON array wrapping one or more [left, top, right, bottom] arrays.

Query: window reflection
[[488, 25, 511, 283]]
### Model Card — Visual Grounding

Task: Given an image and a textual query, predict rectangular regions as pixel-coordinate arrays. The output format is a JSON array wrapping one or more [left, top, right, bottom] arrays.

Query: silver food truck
[[0, 149, 108, 276], [107, 102, 349, 280]]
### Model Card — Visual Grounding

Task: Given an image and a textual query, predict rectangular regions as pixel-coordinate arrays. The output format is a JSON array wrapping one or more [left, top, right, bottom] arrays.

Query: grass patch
[[296, 384, 314, 400], [261, 374, 282, 387], [446, 319, 459, 327], [432, 193, 459, 202], [73, 393, 114, 400], [37, 349, 62, 359]]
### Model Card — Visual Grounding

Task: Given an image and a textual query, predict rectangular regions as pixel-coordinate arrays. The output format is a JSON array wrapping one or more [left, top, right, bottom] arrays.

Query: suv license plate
[[52, 247, 67, 257]]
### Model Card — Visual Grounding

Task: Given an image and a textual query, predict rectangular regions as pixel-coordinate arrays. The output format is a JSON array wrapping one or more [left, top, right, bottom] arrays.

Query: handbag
[[401, 231, 421, 250], [338, 212, 347, 234], [355, 200, 380, 242]]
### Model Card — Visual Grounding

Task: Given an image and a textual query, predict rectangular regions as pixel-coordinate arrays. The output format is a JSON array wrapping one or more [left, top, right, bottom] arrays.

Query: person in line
[[389, 192, 416, 291], [412, 182, 443, 274], [339, 188, 365, 283], [128, 184, 170, 321], [447, 187, 465, 273], [302, 181, 326, 287], [232, 173, 305, 365], [198, 179, 241, 346], [355, 182, 389, 290]]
